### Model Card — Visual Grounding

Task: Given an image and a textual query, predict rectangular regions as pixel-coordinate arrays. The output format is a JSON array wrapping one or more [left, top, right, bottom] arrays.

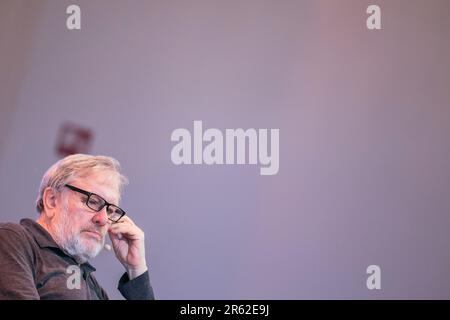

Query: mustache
[[80, 228, 106, 237]]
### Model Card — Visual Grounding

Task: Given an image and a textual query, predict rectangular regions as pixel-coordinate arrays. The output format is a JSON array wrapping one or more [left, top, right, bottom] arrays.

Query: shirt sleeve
[[0, 228, 40, 299], [117, 270, 155, 300]]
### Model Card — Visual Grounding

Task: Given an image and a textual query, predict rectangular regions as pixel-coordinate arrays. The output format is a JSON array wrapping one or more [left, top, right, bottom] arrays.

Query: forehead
[[68, 171, 120, 203]]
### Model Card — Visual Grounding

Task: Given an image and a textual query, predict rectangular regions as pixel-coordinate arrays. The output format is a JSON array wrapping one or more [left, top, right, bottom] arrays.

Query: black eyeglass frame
[[64, 184, 126, 223]]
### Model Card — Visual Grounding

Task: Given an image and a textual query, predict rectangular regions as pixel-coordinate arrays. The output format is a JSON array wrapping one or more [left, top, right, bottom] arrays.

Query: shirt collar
[[20, 218, 59, 249]]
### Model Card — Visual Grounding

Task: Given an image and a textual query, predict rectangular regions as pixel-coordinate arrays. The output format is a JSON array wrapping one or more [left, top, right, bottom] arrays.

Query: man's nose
[[92, 206, 109, 226]]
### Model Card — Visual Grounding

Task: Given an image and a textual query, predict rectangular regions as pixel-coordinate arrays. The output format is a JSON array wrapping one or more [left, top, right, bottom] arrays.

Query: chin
[[82, 239, 104, 257], [74, 246, 102, 263], [69, 235, 104, 263]]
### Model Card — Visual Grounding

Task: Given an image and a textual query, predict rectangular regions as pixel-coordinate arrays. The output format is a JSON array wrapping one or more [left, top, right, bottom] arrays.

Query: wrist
[[126, 265, 148, 280]]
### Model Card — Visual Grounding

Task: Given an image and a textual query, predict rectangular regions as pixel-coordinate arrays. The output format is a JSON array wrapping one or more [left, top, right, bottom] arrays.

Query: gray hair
[[36, 154, 129, 213]]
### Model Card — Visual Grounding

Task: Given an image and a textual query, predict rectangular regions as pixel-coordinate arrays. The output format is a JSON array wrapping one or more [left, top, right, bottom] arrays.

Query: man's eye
[[88, 199, 100, 206]]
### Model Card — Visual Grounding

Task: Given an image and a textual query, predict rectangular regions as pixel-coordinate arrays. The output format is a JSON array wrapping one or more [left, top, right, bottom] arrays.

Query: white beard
[[51, 203, 105, 264]]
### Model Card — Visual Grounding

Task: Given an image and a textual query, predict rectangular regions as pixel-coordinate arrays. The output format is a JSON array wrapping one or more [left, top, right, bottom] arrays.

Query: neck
[[36, 215, 52, 236]]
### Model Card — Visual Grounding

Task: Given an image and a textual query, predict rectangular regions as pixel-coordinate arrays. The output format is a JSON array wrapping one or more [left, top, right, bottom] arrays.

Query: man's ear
[[42, 187, 59, 219]]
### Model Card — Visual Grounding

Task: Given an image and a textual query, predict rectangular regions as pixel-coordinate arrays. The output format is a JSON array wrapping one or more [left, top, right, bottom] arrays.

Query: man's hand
[[108, 216, 148, 280]]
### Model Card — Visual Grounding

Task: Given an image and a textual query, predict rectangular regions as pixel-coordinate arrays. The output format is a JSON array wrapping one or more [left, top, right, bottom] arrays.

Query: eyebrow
[[67, 184, 118, 205], [91, 191, 117, 205]]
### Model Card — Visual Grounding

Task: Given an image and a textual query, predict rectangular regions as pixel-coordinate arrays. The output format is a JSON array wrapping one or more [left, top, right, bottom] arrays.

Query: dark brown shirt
[[0, 218, 154, 300]]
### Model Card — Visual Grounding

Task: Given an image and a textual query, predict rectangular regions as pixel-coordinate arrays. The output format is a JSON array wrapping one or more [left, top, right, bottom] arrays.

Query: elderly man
[[0, 154, 154, 299]]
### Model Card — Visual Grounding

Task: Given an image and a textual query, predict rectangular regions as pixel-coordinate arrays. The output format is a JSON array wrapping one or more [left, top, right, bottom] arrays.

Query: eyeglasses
[[64, 184, 126, 223]]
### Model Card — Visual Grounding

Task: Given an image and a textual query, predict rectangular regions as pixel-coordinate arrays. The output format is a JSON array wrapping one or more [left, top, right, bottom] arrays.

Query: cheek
[[67, 207, 92, 231]]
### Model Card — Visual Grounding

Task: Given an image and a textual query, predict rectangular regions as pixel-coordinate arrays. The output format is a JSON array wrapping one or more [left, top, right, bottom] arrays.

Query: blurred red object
[[55, 122, 93, 157]]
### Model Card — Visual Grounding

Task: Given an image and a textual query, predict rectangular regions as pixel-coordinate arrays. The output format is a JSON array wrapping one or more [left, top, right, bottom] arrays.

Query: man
[[0, 154, 154, 299]]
